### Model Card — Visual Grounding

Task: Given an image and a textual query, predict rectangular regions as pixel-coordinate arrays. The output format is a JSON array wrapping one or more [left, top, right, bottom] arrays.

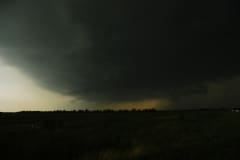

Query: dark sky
[[0, 0, 239, 110]]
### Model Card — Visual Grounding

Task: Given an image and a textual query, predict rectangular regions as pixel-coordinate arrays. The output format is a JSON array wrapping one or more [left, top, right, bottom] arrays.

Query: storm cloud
[[0, 0, 239, 109]]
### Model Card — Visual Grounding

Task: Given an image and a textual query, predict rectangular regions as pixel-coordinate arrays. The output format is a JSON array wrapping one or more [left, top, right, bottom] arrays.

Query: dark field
[[1, 110, 240, 160]]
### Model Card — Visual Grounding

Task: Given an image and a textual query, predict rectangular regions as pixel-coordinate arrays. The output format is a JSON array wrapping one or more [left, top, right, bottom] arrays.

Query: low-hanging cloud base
[[0, 0, 239, 110]]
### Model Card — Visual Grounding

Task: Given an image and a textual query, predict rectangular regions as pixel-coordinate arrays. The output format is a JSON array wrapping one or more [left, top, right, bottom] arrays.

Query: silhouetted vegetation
[[0, 109, 240, 160]]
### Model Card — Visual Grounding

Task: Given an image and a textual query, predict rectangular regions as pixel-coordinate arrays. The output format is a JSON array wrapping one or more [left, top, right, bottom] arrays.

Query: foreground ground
[[0, 110, 240, 160]]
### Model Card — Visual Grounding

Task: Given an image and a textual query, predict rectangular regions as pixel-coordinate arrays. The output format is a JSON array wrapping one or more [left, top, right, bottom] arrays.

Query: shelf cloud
[[0, 0, 239, 109]]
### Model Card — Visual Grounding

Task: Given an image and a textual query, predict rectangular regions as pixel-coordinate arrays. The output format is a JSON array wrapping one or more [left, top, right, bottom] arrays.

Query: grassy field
[[0, 110, 240, 160]]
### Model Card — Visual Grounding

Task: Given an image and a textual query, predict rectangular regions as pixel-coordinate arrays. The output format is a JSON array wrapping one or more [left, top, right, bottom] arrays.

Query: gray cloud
[[0, 0, 239, 108], [171, 76, 240, 109]]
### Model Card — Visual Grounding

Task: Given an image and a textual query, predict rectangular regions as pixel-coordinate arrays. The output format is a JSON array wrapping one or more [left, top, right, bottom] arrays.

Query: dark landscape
[[0, 0, 239, 159], [1, 109, 240, 160]]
